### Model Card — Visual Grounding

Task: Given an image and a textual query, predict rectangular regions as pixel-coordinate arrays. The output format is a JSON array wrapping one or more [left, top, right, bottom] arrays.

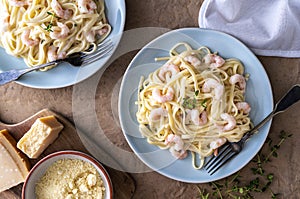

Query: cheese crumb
[[72, 188, 78, 194], [87, 174, 97, 186], [65, 194, 73, 199], [79, 184, 89, 193]]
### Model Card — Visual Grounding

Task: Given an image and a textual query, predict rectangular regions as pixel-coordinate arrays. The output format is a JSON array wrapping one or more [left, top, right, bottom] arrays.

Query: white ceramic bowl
[[22, 150, 113, 199]]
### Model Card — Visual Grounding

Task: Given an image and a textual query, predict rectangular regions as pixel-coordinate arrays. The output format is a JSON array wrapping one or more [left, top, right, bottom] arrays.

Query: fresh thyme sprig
[[197, 130, 292, 199], [44, 23, 53, 32], [183, 97, 197, 109], [200, 99, 207, 108], [197, 186, 210, 199], [182, 90, 207, 109], [43, 12, 59, 32]]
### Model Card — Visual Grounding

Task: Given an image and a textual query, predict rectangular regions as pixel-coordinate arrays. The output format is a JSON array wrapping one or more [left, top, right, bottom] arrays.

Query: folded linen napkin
[[199, 0, 300, 57]]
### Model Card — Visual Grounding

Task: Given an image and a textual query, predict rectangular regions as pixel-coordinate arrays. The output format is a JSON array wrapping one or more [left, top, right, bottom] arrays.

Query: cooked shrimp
[[8, 0, 28, 7], [47, 45, 66, 62], [236, 102, 251, 114], [202, 78, 224, 100], [51, 0, 72, 19], [220, 113, 236, 131], [210, 137, 227, 156], [22, 29, 39, 47], [78, 0, 97, 14], [203, 54, 225, 69], [229, 74, 246, 92], [97, 28, 108, 36], [49, 22, 70, 39], [184, 55, 201, 68], [149, 107, 168, 122], [152, 87, 174, 103], [86, 27, 109, 42], [158, 63, 180, 82], [164, 134, 188, 159], [187, 109, 208, 126], [210, 137, 227, 150], [169, 147, 188, 159]]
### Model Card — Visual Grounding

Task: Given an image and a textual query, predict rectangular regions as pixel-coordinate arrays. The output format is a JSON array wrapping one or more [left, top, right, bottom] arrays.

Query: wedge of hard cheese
[[0, 129, 31, 192], [17, 115, 64, 159]]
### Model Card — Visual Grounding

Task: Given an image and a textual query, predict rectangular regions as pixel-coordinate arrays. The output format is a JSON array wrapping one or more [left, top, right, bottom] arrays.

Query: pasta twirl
[[0, 0, 111, 70], [136, 43, 252, 169]]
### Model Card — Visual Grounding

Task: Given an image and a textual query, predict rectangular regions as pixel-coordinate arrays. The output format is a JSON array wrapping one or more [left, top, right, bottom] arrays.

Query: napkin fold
[[199, 0, 300, 57]]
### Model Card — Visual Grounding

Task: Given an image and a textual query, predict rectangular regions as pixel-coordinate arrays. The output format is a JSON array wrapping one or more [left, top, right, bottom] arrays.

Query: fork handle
[[0, 61, 57, 85], [274, 84, 300, 113], [242, 84, 300, 141]]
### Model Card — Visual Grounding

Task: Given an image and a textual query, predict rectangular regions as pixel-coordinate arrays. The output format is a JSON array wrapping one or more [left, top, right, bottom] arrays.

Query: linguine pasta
[[136, 43, 252, 169], [0, 0, 111, 70]]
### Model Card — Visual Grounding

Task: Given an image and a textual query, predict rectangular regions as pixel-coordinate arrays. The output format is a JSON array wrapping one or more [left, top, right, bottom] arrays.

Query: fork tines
[[81, 39, 114, 66], [204, 143, 237, 175]]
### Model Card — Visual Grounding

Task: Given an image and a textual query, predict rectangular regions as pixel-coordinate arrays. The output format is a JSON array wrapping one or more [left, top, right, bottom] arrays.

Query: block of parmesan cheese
[[17, 115, 64, 159], [0, 129, 31, 192]]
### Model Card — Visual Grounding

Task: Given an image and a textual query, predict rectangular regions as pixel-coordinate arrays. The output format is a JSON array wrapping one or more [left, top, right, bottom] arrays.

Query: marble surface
[[1, 0, 300, 198]]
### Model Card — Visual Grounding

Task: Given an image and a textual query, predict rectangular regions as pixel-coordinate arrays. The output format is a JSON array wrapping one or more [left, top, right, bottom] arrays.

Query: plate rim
[[118, 27, 274, 183]]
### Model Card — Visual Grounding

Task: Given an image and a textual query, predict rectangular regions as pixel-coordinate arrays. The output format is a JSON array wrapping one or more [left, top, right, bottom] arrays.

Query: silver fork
[[205, 84, 300, 175], [0, 39, 114, 85]]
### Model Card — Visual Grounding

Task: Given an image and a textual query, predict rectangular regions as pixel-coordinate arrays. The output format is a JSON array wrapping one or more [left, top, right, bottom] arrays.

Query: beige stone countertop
[[1, 0, 300, 198]]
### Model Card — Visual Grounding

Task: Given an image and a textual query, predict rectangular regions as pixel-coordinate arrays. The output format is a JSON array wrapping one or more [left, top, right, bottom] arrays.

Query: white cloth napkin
[[199, 0, 300, 57]]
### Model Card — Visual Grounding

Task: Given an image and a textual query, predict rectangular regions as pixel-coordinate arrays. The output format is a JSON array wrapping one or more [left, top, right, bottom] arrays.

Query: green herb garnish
[[182, 97, 197, 109], [46, 11, 61, 19], [197, 130, 292, 199], [47, 11, 55, 16], [44, 23, 53, 32], [43, 12, 59, 32], [182, 90, 202, 109], [200, 99, 207, 108]]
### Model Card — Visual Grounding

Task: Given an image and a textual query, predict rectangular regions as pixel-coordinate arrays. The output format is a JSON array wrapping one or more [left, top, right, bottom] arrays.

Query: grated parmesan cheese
[[35, 158, 105, 199]]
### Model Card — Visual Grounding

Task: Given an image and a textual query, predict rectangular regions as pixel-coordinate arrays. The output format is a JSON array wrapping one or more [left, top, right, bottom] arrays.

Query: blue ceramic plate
[[119, 28, 273, 183], [0, 0, 125, 89]]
